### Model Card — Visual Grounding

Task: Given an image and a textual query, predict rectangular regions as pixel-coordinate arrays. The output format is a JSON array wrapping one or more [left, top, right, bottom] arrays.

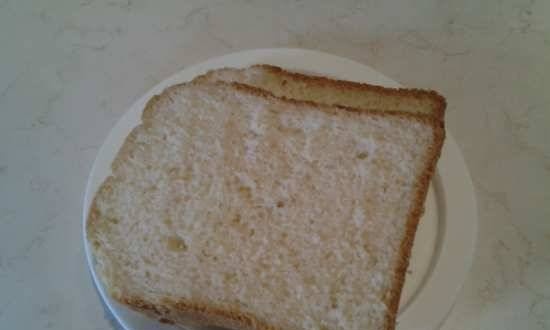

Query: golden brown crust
[[383, 115, 445, 330], [87, 79, 446, 330], [225, 81, 441, 129], [119, 295, 281, 330], [253, 64, 447, 121], [196, 64, 446, 121], [86, 175, 116, 242]]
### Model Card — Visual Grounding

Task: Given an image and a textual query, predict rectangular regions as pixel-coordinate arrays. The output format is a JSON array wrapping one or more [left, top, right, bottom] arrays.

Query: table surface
[[1, 1, 549, 329]]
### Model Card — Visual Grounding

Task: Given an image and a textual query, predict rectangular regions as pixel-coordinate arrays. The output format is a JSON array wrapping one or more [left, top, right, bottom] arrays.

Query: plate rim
[[82, 48, 477, 330]]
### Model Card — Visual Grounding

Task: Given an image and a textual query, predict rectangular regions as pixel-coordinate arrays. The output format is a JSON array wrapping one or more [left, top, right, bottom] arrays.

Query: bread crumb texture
[[87, 82, 438, 330]]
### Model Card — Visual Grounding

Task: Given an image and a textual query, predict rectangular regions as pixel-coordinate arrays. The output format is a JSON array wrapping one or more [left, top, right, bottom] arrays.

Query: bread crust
[[87, 79, 445, 330], [196, 64, 447, 121], [382, 114, 445, 330], [118, 295, 281, 330]]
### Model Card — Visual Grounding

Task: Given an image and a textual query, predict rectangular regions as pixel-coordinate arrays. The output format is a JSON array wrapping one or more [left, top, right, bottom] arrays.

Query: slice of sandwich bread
[[87, 81, 445, 330]]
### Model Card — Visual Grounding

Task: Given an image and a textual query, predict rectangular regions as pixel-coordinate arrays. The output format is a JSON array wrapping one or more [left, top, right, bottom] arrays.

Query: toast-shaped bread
[[87, 81, 444, 330], [195, 64, 445, 120]]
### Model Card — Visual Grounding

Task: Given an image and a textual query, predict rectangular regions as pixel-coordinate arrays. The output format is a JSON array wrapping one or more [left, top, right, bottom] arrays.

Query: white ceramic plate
[[83, 48, 477, 330]]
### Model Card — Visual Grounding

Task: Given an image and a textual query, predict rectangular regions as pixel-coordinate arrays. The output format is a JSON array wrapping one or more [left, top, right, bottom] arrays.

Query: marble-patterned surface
[[1, 0, 549, 329]]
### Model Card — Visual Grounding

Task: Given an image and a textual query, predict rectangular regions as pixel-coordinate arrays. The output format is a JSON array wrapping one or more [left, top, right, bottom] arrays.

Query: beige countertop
[[0, 0, 549, 329]]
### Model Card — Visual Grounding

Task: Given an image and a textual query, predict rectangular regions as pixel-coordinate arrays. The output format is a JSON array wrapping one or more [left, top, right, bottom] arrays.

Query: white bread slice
[[194, 65, 446, 120], [87, 81, 444, 330]]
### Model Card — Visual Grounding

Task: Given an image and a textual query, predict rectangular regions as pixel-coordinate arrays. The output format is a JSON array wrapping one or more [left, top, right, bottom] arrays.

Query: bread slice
[[87, 81, 444, 330], [194, 64, 446, 120]]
